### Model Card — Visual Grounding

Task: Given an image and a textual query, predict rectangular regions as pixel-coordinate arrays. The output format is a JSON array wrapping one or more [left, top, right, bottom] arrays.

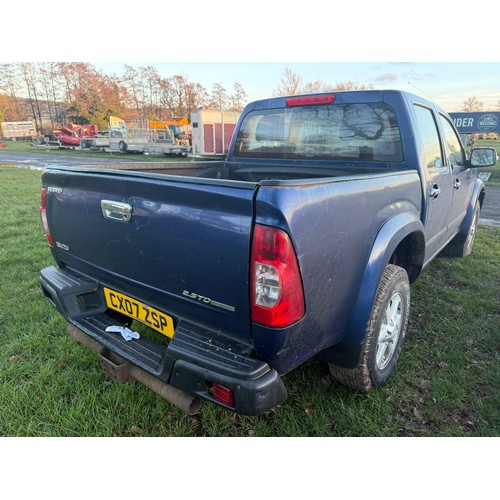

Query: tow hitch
[[67, 324, 201, 415]]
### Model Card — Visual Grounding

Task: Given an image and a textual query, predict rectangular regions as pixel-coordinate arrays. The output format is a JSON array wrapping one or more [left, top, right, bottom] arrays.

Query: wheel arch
[[320, 212, 424, 368], [459, 178, 485, 236], [388, 230, 425, 283]]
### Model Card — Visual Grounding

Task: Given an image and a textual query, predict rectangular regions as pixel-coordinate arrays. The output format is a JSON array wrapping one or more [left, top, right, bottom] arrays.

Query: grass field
[[0, 165, 498, 437]]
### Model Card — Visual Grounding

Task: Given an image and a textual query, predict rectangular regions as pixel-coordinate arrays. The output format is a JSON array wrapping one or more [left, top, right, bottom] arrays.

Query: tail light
[[40, 187, 54, 247], [251, 224, 305, 328], [213, 383, 234, 407]]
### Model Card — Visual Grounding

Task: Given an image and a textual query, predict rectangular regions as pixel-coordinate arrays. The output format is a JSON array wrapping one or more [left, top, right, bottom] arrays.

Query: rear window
[[233, 102, 403, 162]]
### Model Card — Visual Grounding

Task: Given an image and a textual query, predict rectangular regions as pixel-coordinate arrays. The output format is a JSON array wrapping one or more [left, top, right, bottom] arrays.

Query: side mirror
[[470, 147, 497, 167]]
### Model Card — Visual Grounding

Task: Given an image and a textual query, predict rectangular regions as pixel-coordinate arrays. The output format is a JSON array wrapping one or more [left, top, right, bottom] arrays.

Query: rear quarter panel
[[251, 171, 422, 373]]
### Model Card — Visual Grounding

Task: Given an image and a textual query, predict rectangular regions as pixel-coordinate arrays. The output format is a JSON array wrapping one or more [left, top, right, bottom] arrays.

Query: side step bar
[[67, 323, 201, 416]]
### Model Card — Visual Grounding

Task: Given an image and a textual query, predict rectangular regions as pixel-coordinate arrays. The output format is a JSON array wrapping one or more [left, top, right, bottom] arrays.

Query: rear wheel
[[329, 264, 410, 392], [443, 204, 480, 258]]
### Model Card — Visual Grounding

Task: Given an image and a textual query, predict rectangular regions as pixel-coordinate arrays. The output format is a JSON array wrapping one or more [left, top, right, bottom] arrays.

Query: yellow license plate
[[103, 288, 175, 338]]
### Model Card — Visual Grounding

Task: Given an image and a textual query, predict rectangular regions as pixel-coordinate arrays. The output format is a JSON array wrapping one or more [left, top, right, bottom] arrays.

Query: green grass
[[0, 165, 498, 436]]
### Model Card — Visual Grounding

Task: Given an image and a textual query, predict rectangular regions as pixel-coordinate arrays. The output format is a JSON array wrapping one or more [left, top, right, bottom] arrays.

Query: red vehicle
[[54, 124, 99, 146]]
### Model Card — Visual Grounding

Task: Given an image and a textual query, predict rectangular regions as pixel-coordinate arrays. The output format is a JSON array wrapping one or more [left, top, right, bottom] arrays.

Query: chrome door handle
[[101, 200, 133, 223], [430, 185, 441, 198], [454, 180, 461, 190]]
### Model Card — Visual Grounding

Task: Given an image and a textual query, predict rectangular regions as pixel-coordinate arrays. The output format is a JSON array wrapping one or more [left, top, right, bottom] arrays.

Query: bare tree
[[19, 62, 43, 132], [121, 65, 142, 116], [274, 68, 374, 97], [139, 66, 162, 118], [462, 96, 483, 112], [334, 81, 374, 91], [210, 82, 229, 110], [39, 63, 57, 130], [230, 82, 248, 111], [302, 80, 335, 94], [184, 81, 209, 113], [274, 67, 303, 96]]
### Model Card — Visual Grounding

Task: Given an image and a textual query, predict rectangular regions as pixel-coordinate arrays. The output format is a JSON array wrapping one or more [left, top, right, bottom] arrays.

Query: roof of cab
[[244, 89, 444, 114]]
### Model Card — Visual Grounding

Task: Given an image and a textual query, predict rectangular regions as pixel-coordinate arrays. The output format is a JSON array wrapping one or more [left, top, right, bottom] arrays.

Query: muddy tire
[[443, 204, 480, 258], [329, 264, 410, 393]]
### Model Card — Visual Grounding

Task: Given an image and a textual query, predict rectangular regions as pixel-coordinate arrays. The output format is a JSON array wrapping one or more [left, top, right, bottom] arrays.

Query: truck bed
[[76, 159, 405, 183]]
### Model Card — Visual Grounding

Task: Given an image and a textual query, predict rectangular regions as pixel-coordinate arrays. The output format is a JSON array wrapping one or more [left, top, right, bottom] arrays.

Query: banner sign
[[449, 112, 500, 133]]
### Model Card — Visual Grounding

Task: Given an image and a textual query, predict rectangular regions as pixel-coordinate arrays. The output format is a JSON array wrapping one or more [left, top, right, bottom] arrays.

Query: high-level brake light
[[286, 94, 336, 107], [251, 224, 305, 328]]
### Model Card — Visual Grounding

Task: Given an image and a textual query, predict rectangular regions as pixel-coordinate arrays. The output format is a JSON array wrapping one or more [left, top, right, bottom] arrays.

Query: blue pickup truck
[[39, 90, 496, 416]]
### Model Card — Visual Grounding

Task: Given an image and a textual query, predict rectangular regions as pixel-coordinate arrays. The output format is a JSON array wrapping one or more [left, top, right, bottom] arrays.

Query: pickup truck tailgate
[[42, 166, 257, 339]]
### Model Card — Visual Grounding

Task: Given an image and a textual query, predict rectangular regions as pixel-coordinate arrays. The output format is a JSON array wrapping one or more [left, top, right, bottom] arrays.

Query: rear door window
[[439, 114, 466, 168], [233, 103, 403, 162], [413, 104, 444, 170]]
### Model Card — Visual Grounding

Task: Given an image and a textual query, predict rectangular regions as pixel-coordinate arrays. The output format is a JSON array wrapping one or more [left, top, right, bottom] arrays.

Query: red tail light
[[286, 94, 335, 107], [251, 224, 305, 328], [213, 383, 234, 407], [40, 187, 54, 247]]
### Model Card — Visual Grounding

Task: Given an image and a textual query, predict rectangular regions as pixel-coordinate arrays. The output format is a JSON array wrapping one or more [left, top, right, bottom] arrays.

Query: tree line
[[1, 63, 496, 135], [0, 62, 248, 133]]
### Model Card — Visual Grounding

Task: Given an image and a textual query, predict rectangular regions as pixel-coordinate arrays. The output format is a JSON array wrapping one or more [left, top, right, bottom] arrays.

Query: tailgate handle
[[101, 200, 133, 223]]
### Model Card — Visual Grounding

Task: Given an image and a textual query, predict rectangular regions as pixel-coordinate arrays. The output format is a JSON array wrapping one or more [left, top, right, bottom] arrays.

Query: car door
[[438, 113, 476, 235], [413, 103, 455, 261]]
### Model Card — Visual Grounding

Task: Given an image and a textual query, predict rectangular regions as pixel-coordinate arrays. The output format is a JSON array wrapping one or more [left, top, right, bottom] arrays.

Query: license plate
[[103, 288, 175, 338]]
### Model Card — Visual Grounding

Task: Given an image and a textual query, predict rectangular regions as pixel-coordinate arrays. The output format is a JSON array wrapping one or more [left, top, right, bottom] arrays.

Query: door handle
[[454, 179, 461, 190], [101, 200, 133, 223], [430, 185, 441, 198]]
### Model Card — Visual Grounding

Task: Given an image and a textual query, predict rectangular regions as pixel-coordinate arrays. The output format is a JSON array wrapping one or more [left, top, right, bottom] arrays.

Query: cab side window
[[413, 104, 444, 170], [439, 115, 466, 168]]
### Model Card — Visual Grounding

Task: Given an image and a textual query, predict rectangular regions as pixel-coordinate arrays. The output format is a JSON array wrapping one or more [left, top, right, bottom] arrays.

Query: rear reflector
[[251, 224, 305, 328], [40, 187, 54, 247], [286, 94, 335, 107], [213, 384, 234, 407]]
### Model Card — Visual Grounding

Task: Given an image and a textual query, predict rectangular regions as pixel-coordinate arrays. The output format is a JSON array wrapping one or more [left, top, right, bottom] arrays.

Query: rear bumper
[[40, 265, 287, 416]]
